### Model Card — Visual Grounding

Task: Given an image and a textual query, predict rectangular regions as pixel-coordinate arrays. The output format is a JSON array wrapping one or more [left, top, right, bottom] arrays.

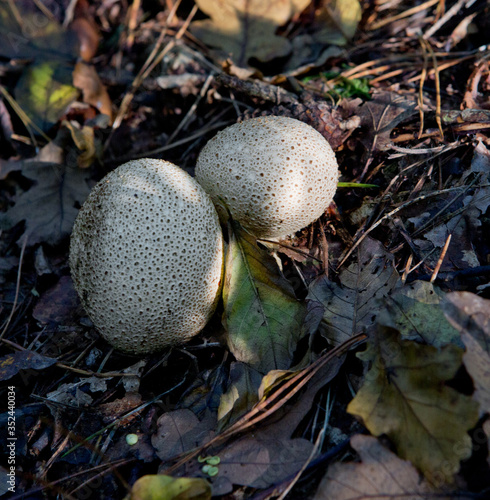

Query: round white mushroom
[[69, 159, 224, 354], [195, 116, 339, 239]]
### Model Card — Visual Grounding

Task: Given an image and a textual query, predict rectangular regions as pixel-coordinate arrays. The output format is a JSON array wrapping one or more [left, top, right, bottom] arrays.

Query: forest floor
[[1, 0, 490, 499]]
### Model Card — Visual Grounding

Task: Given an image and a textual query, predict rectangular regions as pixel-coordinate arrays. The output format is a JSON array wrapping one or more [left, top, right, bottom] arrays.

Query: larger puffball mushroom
[[195, 116, 339, 239], [69, 159, 224, 354]]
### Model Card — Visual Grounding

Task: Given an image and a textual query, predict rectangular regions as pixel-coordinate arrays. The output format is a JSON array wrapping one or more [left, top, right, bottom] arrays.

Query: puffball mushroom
[[69, 159, 224, 354], [195, 116, 339, 239]]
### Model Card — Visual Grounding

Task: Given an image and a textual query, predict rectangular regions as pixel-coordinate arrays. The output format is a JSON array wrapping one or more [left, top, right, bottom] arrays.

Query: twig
[[0, 235, 28, 339], [418, 38, 429, 138], [276, 428, 325, 500], [423, 38, 444, 139], [165, 72, 215, 145], [423, 0, 472, 39], [408, 265, 490, 283], [108, 0, 192, 134], [0, 337, 136, 377], [163, 333, 366, 474], [430, 234, 451, 283], [369, 0, 439, 31], [337, 186, 472, 268], [111, 119, 233, 163]]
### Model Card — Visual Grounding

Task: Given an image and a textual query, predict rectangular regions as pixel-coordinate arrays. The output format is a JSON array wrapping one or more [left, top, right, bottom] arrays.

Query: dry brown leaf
[[314, 434, 444, 500], [70, 17, 101, 61], [152, 409, 215, 462], [32, 276, 80, 326], [73, 61, 113, 122], [307, 237, 399, 346], [357, 89, 417, 152], [442, 292, 490, 416], [191, 0, 310, 68]]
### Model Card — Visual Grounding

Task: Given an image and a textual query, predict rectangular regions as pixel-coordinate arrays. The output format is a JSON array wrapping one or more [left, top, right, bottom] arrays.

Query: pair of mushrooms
[[70, 116, 339, 354]]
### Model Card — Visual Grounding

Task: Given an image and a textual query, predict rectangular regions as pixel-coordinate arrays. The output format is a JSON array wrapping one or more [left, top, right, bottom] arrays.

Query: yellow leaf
[[130, 475, 211, 500], [314, 0, 362, 45], [16, 61, 78, 132]]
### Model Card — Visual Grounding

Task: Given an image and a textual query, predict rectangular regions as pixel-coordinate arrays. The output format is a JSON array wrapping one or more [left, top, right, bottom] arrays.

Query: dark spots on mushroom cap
[[195, 115, 339, 239], [69, 158, 224, 355]]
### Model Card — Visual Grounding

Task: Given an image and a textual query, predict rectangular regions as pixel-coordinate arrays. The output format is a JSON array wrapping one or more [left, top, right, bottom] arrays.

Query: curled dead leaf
[[73, 61, 113, 123]]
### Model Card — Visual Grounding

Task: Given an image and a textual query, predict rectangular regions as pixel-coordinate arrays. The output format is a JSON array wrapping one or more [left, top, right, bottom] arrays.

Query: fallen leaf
[[410, 140, 490, 271], [222, 221, 306, 373], [47, 381, 95, 408], [217, 433, 313, 490], [32, 276, 80, 326], [98, 393, 143, 425], [72, 62, 113, 122], [307, 237, 399, 345], [63, 119, 102, 168], [442, 292, 490, 416], [379, 280, 462, 348], [347, 326, 479, 484], [313, 0, 362, 46], [314, 434, 444, 500], [70, 17, 101, 62], [217, 362, 262, 429], [152, 410, 215, 462], [211, 350, 344, 494], [15, 60, 79, 133], [0, 350, 57, 382], [0, 159, 92, 246], [0, 4, 78, 61], [358, 90, 417, 152], [0, 255, 18, 285], [191, 0, 310, 68], [130, 474, 211, 500]]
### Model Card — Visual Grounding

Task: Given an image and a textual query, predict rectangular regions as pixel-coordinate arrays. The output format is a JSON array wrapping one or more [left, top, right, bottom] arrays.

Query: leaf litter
[[0, 0, 490, 498]]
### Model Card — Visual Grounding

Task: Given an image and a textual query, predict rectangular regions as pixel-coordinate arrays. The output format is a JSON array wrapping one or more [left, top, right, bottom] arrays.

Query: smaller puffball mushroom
[[69, 159, 224, 354], [195, 116, 339, 239]]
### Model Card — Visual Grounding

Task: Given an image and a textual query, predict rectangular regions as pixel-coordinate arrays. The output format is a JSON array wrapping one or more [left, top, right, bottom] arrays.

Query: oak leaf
[[442, 292, 490, 416], [307, 237, 399, 345], [314, 434, 446, 500], [191, 0, 310, 68], [347, 326, 479, 484]]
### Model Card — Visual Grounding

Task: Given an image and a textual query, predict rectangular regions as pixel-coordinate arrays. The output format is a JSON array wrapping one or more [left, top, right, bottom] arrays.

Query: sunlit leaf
[[15, 61, 79, 132], [314, 0, 362, 45], [347, 326, 479, 484], [191, 0, 310, 68], [222, 221, 306, 373], [217, 362, 262, 429], [130, 474, 211, 500]]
